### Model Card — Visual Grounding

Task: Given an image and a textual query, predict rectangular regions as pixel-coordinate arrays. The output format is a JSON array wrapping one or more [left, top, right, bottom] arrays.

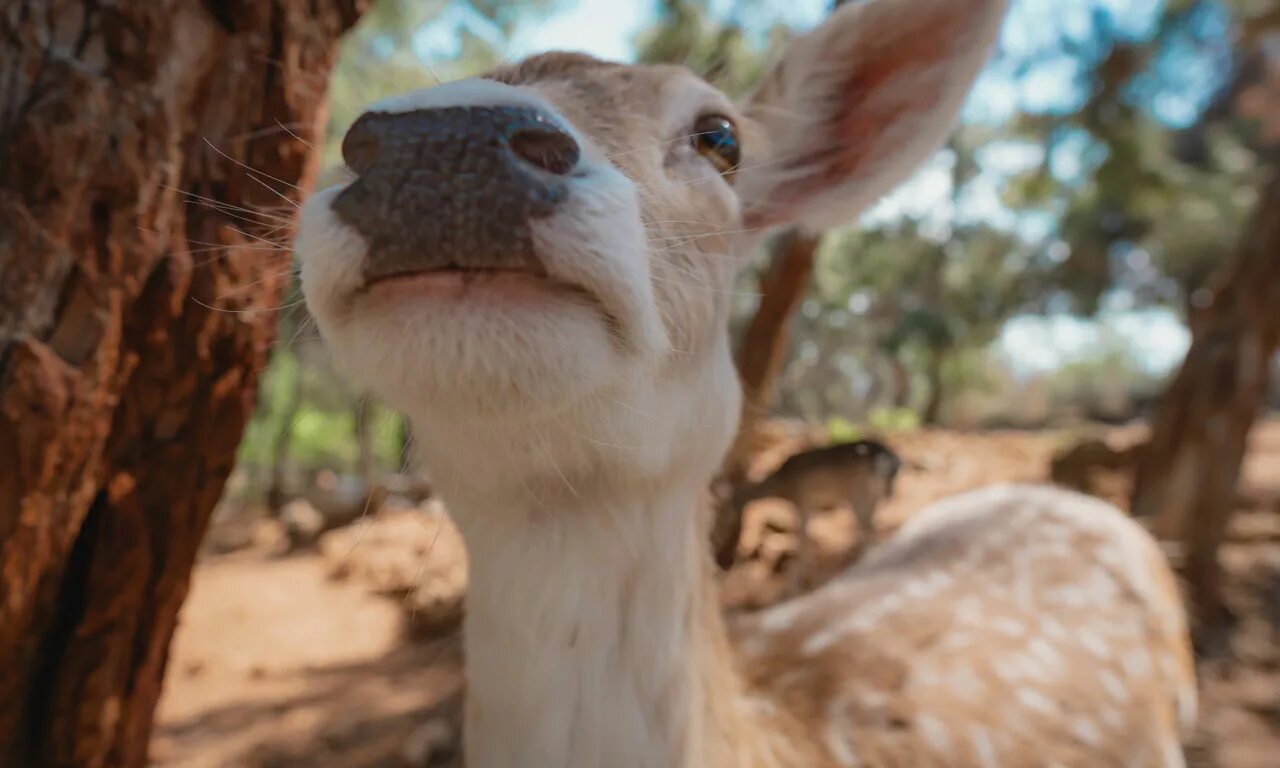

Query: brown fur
[[737, 440, 901, 590], [732, 486, 1195, 767], [462, 47, 1194, 768]]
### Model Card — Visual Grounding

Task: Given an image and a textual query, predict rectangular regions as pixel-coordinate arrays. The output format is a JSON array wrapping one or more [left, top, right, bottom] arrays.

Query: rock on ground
[[319, 501, 469, 638]]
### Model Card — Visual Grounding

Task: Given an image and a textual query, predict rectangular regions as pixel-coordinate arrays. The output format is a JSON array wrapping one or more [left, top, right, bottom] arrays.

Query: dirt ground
[[152, 421, 1280, 767]]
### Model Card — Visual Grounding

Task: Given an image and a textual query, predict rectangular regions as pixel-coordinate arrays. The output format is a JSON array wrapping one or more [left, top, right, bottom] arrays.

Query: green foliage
[[994, 1, 1263, 314], [867, 407, 922, 433], [824, 408, 919, 445], [825, 416, 862, 443], [237, 348, 405, 472]]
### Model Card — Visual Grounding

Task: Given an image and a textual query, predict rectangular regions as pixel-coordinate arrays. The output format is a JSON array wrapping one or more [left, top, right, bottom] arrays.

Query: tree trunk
[[1131, 165, 1280, 633], [886, 352, 912, 409], [267, 359, 304, 513], [733, 230, 821, 442], [0, 3, 360, 766], [922, 347, 946, 426], [710, 229, 819, 569]]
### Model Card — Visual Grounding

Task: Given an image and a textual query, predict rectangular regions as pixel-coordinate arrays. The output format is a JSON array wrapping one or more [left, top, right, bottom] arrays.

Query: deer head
[[296, 0, 1008, 517]]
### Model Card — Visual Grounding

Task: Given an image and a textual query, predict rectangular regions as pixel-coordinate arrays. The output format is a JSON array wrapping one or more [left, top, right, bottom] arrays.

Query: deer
[[733, 439, 902, 591], [294, 0, 1197, 765]]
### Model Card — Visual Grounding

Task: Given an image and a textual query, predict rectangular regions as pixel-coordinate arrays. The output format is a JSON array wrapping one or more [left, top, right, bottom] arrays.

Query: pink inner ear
[[744, 0, 974, 231]]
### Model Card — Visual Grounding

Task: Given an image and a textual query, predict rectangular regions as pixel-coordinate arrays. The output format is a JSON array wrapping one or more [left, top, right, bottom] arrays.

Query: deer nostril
[[508, 124, 580, 176], [342, 113, 385, 174]]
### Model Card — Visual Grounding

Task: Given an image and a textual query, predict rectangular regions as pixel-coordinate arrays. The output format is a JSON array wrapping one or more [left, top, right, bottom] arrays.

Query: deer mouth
[[363, 265, 548, 291], [362, 263, 575, 298], [358, 265, 624, 338]]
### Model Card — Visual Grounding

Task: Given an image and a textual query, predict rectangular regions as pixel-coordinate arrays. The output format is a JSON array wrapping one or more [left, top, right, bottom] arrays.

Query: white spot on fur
[[991, 617, 1025, 637], [993, 660, 1021, 683], [854, 689, 889, 710], [1100, 670, 1129, 702], [1039, 617, 1068, 641], [760, 600, 805, 633], [825, 699, 861, 767], [970, 726, 1000, 768], [1015, 687, 1056, 716], [956, 597, 983, 625], [1027, 638, 1062, 668], [947, 664, 985, 702], [1122, 647, 1153, 677], [803, 629, 843, 656], [1070, 717, 1103, 746], [1162, 736, 1189, 768], [917, 714, 953, 753], [738, 695, 778, 717], [1100, 707, 1125, 729], [1078, 630, 1112, 659]]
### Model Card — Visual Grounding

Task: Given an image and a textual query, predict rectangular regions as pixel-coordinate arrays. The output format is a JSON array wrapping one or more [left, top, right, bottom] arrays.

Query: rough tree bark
[[710, 229, 820, 569], [0, 2, 362, 766], [1130, 165, 1280, 633]]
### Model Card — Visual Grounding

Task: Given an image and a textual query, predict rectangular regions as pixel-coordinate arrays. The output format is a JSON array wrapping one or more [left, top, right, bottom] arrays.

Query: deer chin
[[321, 294, 628, 422], [296, 183, 669, 424]]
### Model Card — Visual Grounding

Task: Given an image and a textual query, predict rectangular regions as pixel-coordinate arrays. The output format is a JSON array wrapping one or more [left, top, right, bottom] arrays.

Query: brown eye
[[691, 115, 740, 174]]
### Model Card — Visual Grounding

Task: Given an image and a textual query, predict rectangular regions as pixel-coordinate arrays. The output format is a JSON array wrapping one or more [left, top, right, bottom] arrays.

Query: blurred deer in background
[[295, 0, 1197, 764], [734, 439, 901, 590]]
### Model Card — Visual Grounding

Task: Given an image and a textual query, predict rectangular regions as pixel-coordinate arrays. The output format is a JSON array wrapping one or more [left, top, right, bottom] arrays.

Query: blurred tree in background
[[1127, 3, 1280, 631]]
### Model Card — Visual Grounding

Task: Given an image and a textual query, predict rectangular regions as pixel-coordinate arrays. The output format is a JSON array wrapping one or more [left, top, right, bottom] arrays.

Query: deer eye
[[691, 115, 740, 174]]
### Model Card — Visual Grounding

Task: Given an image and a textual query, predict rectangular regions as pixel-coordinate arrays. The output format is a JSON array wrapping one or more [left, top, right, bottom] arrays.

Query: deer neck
[[412, 354, 781, 768], [455, 478, 750, 768]]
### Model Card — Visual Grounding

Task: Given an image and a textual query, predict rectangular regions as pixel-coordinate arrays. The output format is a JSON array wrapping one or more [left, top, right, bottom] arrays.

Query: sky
[[504, 0, 655, 61], [503, 0, 831, 61], [414, 0, 1202, 377]]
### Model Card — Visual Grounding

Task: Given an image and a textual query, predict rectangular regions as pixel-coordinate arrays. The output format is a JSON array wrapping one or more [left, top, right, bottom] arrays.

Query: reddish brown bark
[[734, 231, 822, 442], [0, 2, 362, 765], [1131, 165, 1280, 633], [711, 229, 820, 569]]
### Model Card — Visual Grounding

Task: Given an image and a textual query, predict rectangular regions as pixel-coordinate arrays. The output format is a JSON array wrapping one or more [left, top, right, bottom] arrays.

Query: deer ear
[[736, 0, 1007, 232]]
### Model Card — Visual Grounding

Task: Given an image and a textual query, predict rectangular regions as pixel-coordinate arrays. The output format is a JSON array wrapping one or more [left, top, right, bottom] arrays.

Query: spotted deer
[[295, 0, 1197, 765], [734, 439, 902, 590]]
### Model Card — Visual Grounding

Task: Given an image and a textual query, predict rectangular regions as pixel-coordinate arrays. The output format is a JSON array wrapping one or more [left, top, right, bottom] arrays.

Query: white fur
[[414, 328, 741, 767], [461, 480, 709, 767], [370, 78, 557, 115]]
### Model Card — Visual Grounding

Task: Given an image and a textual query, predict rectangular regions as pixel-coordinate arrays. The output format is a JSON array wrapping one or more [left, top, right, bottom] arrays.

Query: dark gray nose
[[332, 105, 581, 282]]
